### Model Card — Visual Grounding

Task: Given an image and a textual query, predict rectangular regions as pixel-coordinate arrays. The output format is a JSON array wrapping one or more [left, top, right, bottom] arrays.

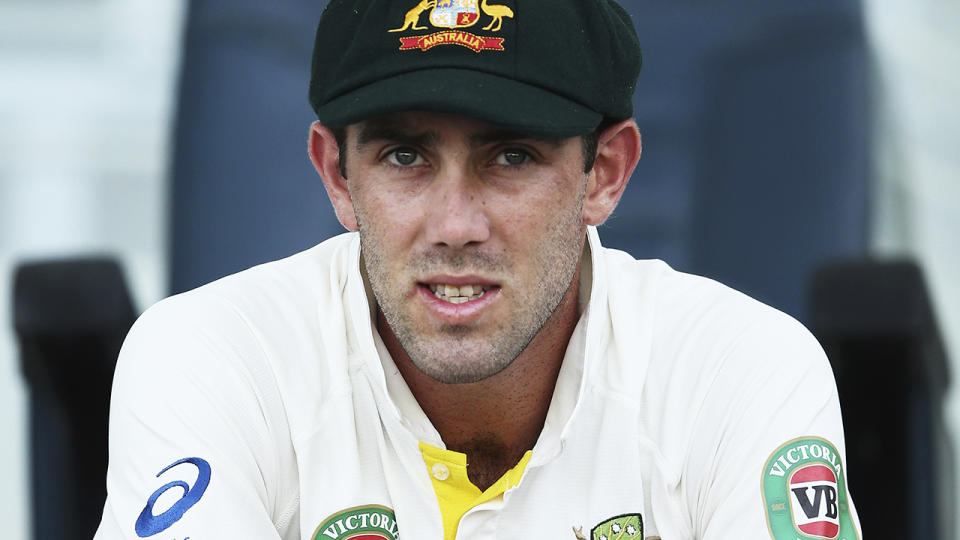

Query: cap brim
[[313, 68, 603, 138]]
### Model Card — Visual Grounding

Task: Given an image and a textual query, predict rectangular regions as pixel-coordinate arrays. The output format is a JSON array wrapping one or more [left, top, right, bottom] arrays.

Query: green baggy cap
[[309, 0, 642, 137]]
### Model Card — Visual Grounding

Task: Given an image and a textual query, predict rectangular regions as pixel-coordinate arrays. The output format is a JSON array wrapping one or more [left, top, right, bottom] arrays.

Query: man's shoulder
[[152, 232, 358, 323], [196, 231, 357, 301], [597, 244, 777, 325], [650, 261, 816, 352], [595, 248, 838, 465], [596, 244, 822, 373], [115, 233, 361, 415], [603, 244, 794, 318], [123, 232, 360, 370]]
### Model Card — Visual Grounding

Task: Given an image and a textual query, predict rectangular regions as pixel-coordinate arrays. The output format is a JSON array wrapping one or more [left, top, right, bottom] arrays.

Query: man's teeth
[[429, 284, 490, 304]]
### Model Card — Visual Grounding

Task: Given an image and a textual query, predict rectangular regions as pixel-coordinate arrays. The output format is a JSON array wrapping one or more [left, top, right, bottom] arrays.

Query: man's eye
[[387, 148, 422, 166], [496, 149, 529, 166]]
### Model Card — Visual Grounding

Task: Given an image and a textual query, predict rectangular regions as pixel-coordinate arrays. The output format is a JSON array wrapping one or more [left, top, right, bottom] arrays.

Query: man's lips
[[420, 275, 499, 287], [415, 277, 501, 322], [425, 283, 494, 304]]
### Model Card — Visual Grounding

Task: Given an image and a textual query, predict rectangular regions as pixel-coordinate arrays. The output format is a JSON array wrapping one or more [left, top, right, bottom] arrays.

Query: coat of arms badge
[[389, 0, 512, 52], [430, 0, 480, 29]]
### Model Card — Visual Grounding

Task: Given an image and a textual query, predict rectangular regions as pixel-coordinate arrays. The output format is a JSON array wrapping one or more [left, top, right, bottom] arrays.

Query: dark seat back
[[13, 258, 136, 540], [810, 260, 954, 539]]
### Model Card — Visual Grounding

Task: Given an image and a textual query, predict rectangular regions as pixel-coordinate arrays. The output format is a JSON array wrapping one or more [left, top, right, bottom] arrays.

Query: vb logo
[[762, 437, 858, 540], [788, 464, 839, 538]]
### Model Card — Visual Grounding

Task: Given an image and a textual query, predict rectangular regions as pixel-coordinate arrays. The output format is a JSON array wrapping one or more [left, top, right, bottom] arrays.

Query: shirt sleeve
[[94, 293, 299, 540], [685, 312, 862, 540]]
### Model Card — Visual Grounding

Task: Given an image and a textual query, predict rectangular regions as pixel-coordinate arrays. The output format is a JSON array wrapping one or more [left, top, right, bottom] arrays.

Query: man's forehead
[[349, 112, 569, 149]]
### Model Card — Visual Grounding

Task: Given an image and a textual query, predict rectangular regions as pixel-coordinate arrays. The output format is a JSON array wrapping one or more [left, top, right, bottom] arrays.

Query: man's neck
[[380, 267, 582, 491]]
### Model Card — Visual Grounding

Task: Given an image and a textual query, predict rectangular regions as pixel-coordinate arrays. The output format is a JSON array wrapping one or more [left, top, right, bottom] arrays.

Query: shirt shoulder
[[120, 232, 363, 438], [595, 248, 856, 538], [596, 245, 837, 457], [598, 247, 823, 385], [98, 234, 362, 539]]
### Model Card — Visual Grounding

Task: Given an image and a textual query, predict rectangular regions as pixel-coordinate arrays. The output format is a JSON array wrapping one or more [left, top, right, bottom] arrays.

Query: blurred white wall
[[0, 0, 185, 537], [864, 0, 960, 522]]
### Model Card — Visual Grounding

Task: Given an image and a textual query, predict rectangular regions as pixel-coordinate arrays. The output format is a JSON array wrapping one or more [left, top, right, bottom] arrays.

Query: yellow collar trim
[[419, 441, 533, 540]]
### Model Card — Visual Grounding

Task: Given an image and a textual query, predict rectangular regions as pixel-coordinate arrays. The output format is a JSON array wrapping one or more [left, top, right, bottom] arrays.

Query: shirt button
[[431, 463, 450, 481]]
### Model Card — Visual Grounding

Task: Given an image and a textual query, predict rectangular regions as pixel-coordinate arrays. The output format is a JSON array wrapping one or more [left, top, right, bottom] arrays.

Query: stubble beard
[[358, 192, 586, 384]]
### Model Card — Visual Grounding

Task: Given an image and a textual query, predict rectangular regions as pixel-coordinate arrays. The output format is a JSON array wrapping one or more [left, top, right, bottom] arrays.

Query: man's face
[[343, 112, 589, 384]]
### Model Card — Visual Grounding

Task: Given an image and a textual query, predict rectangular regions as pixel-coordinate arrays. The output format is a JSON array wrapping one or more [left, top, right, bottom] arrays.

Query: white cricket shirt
[[95, 228, 861, 539]]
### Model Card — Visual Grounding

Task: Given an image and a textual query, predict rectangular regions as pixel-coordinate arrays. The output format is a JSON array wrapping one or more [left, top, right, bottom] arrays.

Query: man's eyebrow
[[469, 129, 566, 148], [356, 123, 440, 149], [354, 122, 566, 149]]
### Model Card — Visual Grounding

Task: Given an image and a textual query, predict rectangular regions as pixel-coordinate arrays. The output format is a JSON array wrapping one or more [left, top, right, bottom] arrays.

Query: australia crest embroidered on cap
[[389, 0, 511, 52]]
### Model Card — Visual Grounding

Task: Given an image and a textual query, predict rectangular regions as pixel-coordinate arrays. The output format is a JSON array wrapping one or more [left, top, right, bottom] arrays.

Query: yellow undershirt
[[419, 442, 533, 540]]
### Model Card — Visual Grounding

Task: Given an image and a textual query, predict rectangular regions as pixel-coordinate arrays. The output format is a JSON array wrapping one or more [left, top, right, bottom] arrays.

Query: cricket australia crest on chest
[[573, 513, 648, 540]]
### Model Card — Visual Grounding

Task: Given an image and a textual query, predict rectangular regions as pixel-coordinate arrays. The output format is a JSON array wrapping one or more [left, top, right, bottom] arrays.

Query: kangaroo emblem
[[388, 0, 437, 32], [480, 0, 514, 32]]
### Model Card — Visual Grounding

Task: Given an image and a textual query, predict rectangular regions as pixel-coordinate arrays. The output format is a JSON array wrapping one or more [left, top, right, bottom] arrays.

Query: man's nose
[[423, 167, 491, 249]]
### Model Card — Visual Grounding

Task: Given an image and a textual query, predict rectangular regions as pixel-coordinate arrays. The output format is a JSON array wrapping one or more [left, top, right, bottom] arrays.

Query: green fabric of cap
[[309, 0, 642, 137]]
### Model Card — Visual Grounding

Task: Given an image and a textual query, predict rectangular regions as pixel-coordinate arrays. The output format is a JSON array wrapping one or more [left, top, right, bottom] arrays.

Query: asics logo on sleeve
[[135, 457, 211, 537]]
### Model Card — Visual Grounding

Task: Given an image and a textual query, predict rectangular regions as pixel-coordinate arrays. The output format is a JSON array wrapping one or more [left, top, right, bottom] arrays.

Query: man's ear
[[308, 121, 358, 231], [582, 119, 642, 226]]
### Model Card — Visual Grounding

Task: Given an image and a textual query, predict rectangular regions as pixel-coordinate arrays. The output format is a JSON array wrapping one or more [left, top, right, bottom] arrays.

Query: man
[[96, 1, 861, 539]]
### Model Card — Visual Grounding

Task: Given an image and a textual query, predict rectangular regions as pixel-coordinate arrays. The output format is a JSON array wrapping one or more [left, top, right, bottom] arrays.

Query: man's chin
[[435, 323, 479, 337], [416, 363, 510, 385], [408, 347, 518, 385]]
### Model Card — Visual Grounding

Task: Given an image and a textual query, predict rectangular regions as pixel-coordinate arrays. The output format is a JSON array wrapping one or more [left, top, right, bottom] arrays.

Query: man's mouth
[[428, 284, 494, 304]]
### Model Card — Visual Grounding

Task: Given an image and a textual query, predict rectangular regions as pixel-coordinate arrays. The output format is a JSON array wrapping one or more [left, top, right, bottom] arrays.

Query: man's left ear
[[582, 119, 642, 226]]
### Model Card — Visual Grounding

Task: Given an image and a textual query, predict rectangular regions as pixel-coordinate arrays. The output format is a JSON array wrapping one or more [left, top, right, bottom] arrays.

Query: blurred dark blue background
[[170, 0, 870, 322]]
